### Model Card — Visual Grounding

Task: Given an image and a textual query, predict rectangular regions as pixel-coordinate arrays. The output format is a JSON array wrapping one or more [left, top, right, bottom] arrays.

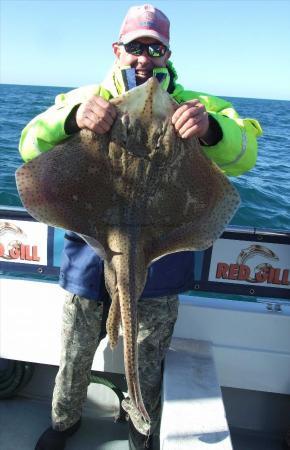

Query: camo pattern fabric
[[132, 295, 179, 435], [52, 293, 104, 430], [51, 292, 179, 434]]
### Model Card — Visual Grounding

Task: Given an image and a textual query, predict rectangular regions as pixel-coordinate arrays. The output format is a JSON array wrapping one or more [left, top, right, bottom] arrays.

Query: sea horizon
[[1, 82, 289, 103]]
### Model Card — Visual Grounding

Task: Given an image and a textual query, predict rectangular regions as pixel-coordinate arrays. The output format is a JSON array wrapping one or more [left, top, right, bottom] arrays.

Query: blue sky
[[1, 0, 290, 100]]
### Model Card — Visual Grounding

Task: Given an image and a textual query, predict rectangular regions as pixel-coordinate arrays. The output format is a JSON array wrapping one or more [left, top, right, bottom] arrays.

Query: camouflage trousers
[[52, 292, 179, 434]]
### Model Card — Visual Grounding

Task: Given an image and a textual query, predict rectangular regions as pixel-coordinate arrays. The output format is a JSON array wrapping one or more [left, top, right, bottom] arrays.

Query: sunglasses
[[119, 41, 168, 58]]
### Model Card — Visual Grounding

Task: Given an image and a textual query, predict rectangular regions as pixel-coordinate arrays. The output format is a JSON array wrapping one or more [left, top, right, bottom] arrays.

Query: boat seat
[[160, 337, 233, 449]]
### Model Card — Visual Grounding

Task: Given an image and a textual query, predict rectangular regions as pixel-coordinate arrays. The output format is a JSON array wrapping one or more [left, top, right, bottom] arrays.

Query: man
[[19, 4, 262, 450]]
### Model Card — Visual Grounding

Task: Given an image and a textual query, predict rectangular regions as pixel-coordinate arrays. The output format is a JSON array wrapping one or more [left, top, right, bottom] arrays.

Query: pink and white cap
[[119, 4, 170, 47]]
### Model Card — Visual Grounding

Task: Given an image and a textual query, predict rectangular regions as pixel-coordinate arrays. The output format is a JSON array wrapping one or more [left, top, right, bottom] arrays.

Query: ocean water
[[0, 83, 289, 231]]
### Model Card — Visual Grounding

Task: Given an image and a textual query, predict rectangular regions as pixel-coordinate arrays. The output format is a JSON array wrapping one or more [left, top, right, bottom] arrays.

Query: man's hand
[[76, 96, 117, 134], [172, 100, 209, 140]]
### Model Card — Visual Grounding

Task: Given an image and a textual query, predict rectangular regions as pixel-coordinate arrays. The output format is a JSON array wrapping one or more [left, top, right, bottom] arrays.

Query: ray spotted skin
[[16, 78, 240, 429]]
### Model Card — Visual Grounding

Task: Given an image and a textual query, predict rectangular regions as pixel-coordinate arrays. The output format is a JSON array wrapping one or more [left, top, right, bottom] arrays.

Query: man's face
[[113, 37, 171, 85]]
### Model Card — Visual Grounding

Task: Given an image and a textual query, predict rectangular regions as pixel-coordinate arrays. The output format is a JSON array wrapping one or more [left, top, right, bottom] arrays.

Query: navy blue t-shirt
[[59, 232, 195, 301]]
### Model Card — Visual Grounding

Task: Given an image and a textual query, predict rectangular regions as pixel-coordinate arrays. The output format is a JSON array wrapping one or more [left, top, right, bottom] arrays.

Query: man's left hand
[[172, 100, 209, 140]]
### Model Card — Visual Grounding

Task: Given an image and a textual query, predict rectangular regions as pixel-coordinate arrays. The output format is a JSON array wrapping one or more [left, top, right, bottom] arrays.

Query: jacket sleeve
[[19, 84, 107, 162], [173, 84, 263, 177]]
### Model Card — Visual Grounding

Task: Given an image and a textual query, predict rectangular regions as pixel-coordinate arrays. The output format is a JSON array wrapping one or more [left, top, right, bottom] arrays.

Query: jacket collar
[[101, 60, 178, 97]]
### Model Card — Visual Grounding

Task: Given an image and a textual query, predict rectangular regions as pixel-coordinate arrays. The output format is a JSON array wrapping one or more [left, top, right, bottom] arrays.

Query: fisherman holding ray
[[18, 4, 262, 450]]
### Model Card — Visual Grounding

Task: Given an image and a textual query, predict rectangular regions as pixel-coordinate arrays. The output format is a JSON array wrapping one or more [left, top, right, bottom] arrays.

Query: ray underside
[[16, 77, 240, 430]]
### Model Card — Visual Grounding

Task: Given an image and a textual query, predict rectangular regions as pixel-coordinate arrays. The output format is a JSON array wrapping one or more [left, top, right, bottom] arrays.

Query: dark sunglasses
[[119, 41, 168, 58]]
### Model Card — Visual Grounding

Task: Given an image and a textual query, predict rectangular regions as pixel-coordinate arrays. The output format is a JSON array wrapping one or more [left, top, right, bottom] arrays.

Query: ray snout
[[111, 77, 175, 122]]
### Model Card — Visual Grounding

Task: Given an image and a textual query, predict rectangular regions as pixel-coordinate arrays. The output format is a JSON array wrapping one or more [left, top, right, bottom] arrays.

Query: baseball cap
[[119, 4, 170, 47]]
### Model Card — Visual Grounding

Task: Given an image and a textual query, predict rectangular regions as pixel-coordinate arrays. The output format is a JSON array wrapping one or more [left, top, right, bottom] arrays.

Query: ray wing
[[16, 130, 117, 254]]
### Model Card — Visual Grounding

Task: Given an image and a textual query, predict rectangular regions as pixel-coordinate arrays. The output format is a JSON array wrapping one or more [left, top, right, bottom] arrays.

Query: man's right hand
[[76, 96, 117, 134]]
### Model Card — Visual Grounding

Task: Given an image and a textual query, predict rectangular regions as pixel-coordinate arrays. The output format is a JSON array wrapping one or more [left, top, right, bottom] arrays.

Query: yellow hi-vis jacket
[[19, 61, 262, 177]]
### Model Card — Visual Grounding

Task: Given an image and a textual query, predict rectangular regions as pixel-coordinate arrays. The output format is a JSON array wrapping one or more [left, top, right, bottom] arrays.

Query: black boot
[[128, 419, 157, 450], [34, 418, 81, 450], [283, 430, 290, 449]]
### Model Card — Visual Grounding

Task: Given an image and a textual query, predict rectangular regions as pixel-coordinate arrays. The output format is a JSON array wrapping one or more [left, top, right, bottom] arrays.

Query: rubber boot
[[283, 430, 290, 450], [128, 419, 158, 450], [34, 418, 81, 450]]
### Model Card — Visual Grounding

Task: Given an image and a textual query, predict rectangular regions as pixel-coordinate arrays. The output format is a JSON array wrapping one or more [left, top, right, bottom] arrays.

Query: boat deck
[[1, 396, 129, 450], [0, 363, 286, 450], [0, 395, 285, 450], [231, 428, 283, 450]]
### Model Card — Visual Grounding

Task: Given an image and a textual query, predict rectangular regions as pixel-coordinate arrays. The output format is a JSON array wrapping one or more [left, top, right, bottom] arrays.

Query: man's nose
[[137, 51, 151, 62]]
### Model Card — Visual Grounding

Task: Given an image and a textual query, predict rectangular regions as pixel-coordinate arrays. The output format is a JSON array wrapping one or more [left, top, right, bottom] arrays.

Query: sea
[[0, 83, 290, 231]]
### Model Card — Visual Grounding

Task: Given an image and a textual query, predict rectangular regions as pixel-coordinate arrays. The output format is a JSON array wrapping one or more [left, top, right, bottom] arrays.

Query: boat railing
[[0, 205, 289, 301]]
